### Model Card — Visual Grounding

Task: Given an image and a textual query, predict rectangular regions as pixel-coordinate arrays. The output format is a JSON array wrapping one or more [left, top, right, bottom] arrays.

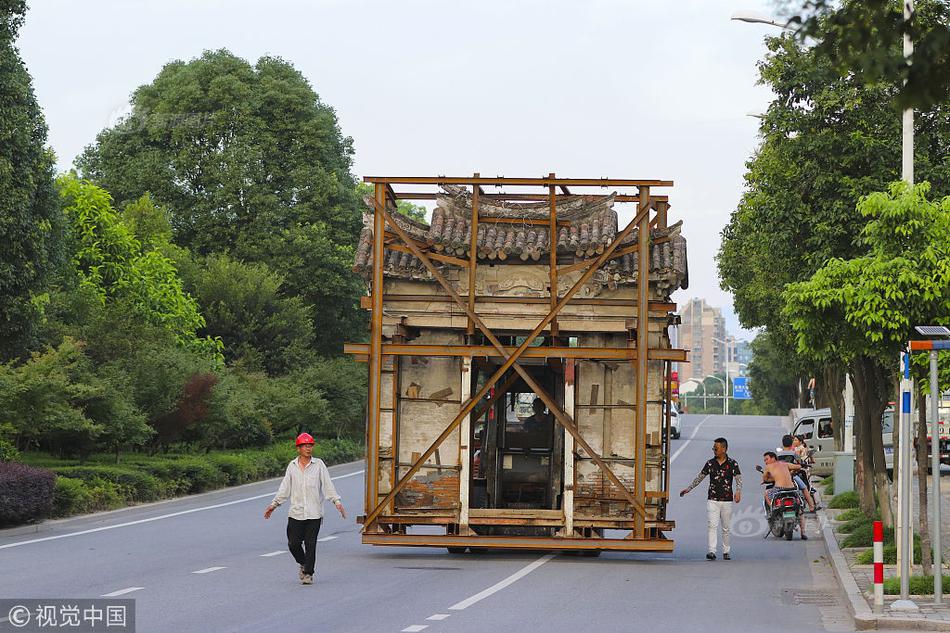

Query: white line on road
[[671, 415, 712, 464], [426, 614, 450, 621], [192, 566, 226, 574], [448, 554, 556, 611], [317, 535, 338, 542], [0, 469, 364, 550], [402, 626, 428, 632], [260, 550, 286, 557], [101, 587, 143, 597]]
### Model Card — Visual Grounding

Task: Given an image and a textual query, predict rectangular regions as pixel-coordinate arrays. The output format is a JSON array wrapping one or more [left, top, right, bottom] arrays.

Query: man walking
[[264, 433, 346, 585], [679, 437, 742, 560]]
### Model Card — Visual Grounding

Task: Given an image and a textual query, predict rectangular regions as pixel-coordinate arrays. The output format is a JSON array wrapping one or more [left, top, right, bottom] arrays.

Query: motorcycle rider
[[776, 434, 817, 512], [761, 451, 808, 540]]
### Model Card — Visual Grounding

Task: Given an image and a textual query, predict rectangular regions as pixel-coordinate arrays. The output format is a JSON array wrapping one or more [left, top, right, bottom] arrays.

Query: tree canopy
[[77, 49, 366, 355], [0, 0, 63, 360], [780, 0, 950, 108]]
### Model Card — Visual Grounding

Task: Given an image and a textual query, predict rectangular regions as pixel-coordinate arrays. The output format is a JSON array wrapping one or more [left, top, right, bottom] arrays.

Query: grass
[[820, 475, 834, 495], [834, 508, 868, 523], [828, 491, 859, 509], [884, 575, 950, 595]]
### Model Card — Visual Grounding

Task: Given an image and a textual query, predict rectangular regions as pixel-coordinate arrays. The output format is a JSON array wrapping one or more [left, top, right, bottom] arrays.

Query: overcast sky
[[18, 0, 784, 340]]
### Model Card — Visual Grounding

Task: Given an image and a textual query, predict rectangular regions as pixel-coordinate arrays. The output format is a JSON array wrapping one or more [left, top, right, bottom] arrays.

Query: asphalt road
[[0, 415, 855, 633]]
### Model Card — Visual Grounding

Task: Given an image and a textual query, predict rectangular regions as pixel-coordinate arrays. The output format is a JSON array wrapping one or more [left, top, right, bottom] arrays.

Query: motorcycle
[[756, 464, 803, 540]]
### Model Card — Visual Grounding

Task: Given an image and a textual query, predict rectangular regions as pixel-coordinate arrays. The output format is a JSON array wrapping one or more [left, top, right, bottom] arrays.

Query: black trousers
[[286, 517, 322, 576]]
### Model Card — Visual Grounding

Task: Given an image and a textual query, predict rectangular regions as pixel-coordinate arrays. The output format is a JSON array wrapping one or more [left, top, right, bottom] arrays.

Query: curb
[[818, 508, 950, 631]]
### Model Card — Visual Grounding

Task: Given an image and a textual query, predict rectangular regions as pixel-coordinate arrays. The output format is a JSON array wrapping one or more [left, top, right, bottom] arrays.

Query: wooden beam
[[366, 183, 386, 520], [343, 343, 689, 362], [549, 174, 558, 338], [467, 173, 479, 335], [390, 192, 669, 204], [360, 294, 677, 311], [635, 185, 651, 539], [383, 241, 469, 268], [364, 176, 675, 188]]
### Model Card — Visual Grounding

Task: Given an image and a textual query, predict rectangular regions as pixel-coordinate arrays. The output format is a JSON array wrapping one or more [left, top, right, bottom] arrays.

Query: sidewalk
[[819, 475, 950, 631]]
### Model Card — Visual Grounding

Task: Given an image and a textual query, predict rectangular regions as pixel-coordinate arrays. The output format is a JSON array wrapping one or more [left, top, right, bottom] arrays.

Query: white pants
[[707, 500, 732, 554]]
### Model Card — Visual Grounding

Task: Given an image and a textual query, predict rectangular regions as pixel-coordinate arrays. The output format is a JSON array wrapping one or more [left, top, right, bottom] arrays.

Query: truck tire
[[447, 547, 467, 554]]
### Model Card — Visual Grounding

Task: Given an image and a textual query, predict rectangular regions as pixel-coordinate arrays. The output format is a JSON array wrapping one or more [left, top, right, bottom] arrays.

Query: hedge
[[0, 462, 55, 526], [883, 574, 950, 595], [856, 537, 921, 565], [9, 438, 363, 525]]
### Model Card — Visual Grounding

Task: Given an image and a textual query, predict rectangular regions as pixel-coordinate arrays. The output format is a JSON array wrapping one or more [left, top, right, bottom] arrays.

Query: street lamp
[[705, 374, 727, 415], [710, 336, 735, 415], [730, 10, 795, 31]]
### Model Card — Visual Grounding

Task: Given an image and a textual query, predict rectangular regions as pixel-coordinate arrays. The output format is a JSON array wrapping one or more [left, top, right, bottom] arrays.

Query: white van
[[791, 408, 894, 476]]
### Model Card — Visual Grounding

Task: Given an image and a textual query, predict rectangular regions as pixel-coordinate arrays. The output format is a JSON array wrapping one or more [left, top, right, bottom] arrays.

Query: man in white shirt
[[264, 433, 346, 585]]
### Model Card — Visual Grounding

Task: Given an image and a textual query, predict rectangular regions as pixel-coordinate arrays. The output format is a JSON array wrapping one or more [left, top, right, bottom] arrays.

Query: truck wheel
[[447, 547, 467, 554], [582, 549, 602, 557]]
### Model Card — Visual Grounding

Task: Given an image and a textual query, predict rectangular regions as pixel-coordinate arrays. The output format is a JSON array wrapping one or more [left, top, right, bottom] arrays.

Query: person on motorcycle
[[761, 451, 808, 540], [776, 434, 817, 512]]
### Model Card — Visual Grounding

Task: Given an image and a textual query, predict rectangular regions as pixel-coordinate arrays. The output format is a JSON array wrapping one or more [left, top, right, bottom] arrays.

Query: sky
[[18, 0, 785, 340]]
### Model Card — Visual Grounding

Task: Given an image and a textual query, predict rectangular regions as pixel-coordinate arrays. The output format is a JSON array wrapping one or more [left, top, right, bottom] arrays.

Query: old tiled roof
[[354, 186, 688, 291]]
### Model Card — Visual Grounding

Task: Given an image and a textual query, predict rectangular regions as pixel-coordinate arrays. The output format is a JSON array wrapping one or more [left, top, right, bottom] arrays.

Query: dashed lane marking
[[101, 587, 143, 597], [192, 566, 226, 574], [448, 554, 556, 611]]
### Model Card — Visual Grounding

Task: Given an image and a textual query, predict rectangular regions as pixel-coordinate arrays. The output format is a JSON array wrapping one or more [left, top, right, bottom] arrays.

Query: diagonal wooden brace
[[362, 195, 656, 529]]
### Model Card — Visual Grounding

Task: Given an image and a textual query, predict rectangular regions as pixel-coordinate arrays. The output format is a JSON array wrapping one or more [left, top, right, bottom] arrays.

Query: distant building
[[727, 337, 752, 377], [677, 298, 727, 382]]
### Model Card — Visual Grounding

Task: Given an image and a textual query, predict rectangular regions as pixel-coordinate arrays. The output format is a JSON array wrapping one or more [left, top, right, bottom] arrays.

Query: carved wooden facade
[[346, 175, 688, 552]]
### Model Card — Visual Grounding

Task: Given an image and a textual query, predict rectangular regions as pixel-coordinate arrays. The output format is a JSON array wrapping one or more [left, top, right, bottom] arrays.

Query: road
[[0, 415, 854, 633]]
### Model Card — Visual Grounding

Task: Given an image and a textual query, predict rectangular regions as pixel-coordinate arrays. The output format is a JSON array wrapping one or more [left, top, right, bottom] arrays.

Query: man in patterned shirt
[[679, 437, 742, 560]]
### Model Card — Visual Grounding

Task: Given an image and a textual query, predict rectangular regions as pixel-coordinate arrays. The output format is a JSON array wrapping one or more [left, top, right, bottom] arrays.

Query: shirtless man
[[761, 451, 808, 540]]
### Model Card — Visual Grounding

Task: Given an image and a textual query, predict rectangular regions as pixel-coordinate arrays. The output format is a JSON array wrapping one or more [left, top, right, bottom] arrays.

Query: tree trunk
[[852, 356, 890, 522], [917, 387, 933, 576], [822, 364, 846, 451]]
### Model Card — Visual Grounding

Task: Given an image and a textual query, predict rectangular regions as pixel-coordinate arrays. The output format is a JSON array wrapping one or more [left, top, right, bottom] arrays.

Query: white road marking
[[402, 626, 428, 632], [192, 566, 226, 574], [671, 415, 713, 464], [426, 614, 450, 621], [0, 616, 9, 624], [261, 550, 286, 557], [448, 554, 556, 610], [317, 535, 338, 542], [0, 469, 364, 550], [101, 587, 143, 597]]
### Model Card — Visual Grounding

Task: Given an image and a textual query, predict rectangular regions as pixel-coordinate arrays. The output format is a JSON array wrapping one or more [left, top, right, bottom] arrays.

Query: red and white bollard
[[874, 520, 884, 611]]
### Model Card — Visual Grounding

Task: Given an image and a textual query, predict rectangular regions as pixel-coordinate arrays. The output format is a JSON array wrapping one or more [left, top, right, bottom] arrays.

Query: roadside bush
[[53, 466, 166, 502], [0, 463, 56, 526], [841, 523, 899, 548], [52, 477, 92, 517], [828, 491, 859, 509], [820, 475, 834, 495], [838, 515, 875, 534], [883, 573, 949, 594], [0, 438, 19, 463], [138, 457, 228, 493], [207, 453, 262, 485], [834, 508, 867, 523], [856, 537, 921, 564]]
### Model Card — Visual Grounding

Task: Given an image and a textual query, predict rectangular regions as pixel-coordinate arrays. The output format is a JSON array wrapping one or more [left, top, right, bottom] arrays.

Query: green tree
[[780, 0, 950, 108], [784, 181, 950, 521], [77, 49, 365, 355], [0, 1, 63, 360], [188, 254, 316, 374], [744, 331, 803, 415], [58, 175, 221, 361]]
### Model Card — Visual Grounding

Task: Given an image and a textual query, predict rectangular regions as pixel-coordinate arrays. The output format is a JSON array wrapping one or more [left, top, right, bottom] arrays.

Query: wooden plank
[[362, 532, 676, 552], [344, 343, 688, 363], [635, 185, 651, 538], [360, 294, 677, 311], [364, 175, 675, 187]]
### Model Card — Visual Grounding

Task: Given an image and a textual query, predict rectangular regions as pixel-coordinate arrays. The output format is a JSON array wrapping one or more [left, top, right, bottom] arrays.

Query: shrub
[[834, 508, 867, 523], [138, 457, 227, 493], [821, 475, 834, 495], [841, 523, 899, 548], [838, 515, 875, 534], [207, 453, 261, 485], [53, 466, 166, 502], [883, 574, 950, 595], [828, 491, 859, 509], [0, 438, 19, 463], [856, 537, 921, 564], [52, 477, 92, 517], [0, 462, 56, 526]]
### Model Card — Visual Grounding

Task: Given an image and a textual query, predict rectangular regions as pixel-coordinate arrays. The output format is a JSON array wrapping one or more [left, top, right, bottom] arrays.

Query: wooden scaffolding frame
[[348, 174, 684, 552]]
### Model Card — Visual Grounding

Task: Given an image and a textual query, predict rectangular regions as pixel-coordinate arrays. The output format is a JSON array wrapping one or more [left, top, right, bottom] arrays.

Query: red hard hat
[[295, 433, 315, 446]]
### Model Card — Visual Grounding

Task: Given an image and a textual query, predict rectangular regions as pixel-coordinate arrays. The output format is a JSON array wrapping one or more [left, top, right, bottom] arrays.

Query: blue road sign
[[733, 376, 751, 400]]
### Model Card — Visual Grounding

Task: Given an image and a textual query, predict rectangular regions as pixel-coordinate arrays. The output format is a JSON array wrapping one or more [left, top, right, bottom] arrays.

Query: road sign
[[733, 376, 751, 400]]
